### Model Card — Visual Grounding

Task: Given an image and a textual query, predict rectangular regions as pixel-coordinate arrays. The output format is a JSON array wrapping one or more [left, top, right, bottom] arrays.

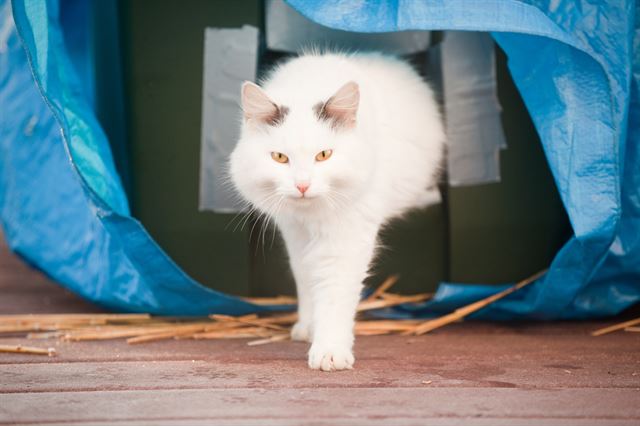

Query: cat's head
[[230, 80, 372, 217]]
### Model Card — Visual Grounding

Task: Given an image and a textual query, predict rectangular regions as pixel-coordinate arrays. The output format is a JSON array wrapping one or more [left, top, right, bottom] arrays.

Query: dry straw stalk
[[591, 317, 640, 336], [0, 344, 55, 356]]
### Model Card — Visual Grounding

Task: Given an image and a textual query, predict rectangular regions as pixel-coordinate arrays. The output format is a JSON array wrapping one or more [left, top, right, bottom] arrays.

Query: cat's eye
[[271, 152, 289, 164], [315, 149, 333, 162]]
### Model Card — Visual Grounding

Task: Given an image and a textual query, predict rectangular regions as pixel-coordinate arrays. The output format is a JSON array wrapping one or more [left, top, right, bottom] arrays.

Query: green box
[[119, 0, 263, 295]]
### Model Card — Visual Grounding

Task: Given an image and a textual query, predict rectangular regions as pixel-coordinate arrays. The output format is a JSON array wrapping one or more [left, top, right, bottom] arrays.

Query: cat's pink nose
[[296, 183, 310, 195]]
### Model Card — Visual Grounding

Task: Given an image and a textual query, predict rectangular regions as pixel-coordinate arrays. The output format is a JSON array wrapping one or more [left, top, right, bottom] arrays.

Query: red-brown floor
[[0, 235, 639, 425]]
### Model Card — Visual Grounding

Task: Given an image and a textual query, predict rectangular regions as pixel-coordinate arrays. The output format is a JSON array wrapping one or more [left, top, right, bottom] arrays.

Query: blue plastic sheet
[[0, 0, 269, 315], [0, 0, 638, 318]]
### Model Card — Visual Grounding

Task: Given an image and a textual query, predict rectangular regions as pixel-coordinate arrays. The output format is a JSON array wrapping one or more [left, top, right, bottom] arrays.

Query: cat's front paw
[[308, 343, 355, 371], [291, 321, 312, 342]]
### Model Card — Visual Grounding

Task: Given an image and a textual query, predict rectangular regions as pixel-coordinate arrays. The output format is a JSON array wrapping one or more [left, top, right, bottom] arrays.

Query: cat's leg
[[289, 257, 313, 342], [279, 222, 313, 342], [306, 227, 378, 371]]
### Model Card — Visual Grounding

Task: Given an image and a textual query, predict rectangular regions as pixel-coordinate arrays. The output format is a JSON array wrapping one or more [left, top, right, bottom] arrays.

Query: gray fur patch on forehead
[[313, 101, 335, 128], [268, 104, 290, 126], [313, 101, 326, 120]]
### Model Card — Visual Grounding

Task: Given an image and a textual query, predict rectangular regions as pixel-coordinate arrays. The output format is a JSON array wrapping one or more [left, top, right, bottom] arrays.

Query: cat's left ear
[[241, 82, 287, 126], [316, 81, 360, 130]]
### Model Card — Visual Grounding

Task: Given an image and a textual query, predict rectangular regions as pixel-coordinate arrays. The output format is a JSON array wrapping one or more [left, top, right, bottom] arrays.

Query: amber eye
[[315, 149, 333, 162], [271, 152, 289, 164]]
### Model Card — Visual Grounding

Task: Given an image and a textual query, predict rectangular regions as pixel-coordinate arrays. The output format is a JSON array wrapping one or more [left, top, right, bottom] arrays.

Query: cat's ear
[[316, 81, 359, 129], [241, 82, 287, 126]]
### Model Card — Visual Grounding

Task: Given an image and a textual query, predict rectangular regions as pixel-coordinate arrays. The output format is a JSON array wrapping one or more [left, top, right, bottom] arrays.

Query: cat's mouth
[[289, 194, 317, 202]]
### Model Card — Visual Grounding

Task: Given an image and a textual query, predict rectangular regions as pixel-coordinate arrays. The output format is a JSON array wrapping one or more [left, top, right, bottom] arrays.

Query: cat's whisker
[[224, 188, 282, 230], [330, 189, 350, 203], [225, 201, 254, 232], [248, 198, 275, 245], [262, 194, 285, 252], [324, 193, 340, 212], [225, 208, 247, 229], [249, 194, 283, 256], [259, 209, 271, 257], [226, 211, 246, 232], [229, 202, 259, 233], [249, 213, 266, 254], [237, 192, 281, 233], [269, 196, 287, 248], [325, 189, 350, 212], [239, 205, 262, 232], [233, 208, 258, 233]]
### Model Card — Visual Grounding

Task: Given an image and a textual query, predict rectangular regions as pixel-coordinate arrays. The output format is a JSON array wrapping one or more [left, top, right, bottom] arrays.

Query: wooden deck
[[0, 235, 639, 425]]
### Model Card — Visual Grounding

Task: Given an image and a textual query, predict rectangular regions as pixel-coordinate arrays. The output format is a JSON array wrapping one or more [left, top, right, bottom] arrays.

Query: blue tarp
[[0, 0, 638, 318]]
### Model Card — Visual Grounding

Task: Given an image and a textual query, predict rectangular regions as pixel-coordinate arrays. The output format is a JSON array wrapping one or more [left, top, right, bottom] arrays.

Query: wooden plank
[[49, 419, 640, 426], [1, 357, 639, 394], [1, 388, 638, 424]]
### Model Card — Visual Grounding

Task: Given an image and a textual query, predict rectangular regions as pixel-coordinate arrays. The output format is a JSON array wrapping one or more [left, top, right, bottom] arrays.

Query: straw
[[591, 317, 640, 336], [406, 269, 547, 335], [0, 344, 56, 356], [365, 275, 399, 301], [2, 272, 542, 347]]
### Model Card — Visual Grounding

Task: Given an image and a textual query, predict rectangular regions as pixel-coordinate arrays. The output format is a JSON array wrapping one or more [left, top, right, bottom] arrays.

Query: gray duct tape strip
[[199, 25, 258, 213], [266, 0, 430, 54], [441, 31, 506, 186]]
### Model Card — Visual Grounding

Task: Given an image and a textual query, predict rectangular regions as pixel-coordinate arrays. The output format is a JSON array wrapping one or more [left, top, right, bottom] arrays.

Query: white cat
[[229, 52, 445, 371]]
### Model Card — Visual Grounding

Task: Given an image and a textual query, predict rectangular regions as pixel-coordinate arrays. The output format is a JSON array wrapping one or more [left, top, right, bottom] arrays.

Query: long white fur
[[229, 52, 445, 371]]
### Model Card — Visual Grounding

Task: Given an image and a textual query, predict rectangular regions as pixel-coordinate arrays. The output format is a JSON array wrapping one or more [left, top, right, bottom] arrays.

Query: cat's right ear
[[315, 81, 359, 130], [241, 82, 280, 126]]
